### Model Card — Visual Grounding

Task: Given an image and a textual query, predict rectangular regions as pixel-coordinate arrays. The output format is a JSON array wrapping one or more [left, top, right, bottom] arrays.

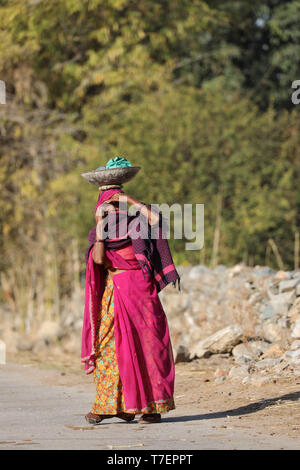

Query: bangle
[[95, 239, 104, 243]]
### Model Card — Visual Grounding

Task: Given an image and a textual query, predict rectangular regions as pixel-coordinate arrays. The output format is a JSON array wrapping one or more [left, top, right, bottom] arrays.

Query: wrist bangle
[[95, 239, 104, 243]]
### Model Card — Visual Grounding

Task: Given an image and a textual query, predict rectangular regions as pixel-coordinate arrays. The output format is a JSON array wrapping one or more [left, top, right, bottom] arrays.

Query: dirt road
[[1, 356, 300, 450]]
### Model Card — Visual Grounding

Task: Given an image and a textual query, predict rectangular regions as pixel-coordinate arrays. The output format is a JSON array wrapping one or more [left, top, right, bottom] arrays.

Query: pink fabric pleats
[[81, 247, 140, 374], [113, 269, 175, 411]]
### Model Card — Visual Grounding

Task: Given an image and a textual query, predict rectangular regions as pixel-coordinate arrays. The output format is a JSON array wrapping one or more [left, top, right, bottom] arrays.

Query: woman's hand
[[105, 192, 143, 207], [105, 193, 130, 205]]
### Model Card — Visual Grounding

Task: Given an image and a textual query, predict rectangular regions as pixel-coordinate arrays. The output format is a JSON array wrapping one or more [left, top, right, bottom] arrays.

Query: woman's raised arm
[[106, 193, 159, 226]]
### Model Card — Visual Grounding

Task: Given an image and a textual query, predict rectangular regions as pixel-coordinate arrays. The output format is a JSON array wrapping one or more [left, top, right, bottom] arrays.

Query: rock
[[232, 343, 255, 360], [232, 343, 251, 357], [163, 293, 190, 313], [191, 301, 206, 316], [290, 340, 300, 350], [248, 340, 270, 356], [254, 267, 276, 278], [249, 292, 263, 305], [62, 314, 75, 328], [188, 265, 209, 280], [183, 312, 201, 331], [255, 358, 281, 369], [62, 336, 81, 355], [175, 345, 190, 363], [234, 356, 254, 365], [261, 303, 276, 320], [37, 321, 64, 344], [17, 338, 34, 352], [74, 319, 84, 332], [269, 291, 295, 315], [262, 322, 283, 343], [242, 376, 271, 387], [228, 264, 247, 278], [190, 324, 243, 359], [0, 340, 6, 364], [33, 340, 49, 353], [284, 349, 300, 361], [228, 365, 251, 380], [176, 265, 192, 276], [291, 319, 300, 339], [215, 376, 227, 384], [279, 278, 300, 293], [267, 284, 279, 298], [213, 265, 227, 273], [296, 284, 300, 297], [273, 361, 290, 374], [261, 344, 285, 359], [274, 271, 291, 281], [283, 351, 300, 368], [277, 317, 290, 329], [288, 298, 300, 321], [214, 368, 228, 378]]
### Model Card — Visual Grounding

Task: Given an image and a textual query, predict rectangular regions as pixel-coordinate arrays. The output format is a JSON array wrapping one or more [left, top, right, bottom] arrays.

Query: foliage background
[[0, 0, 299, 327]]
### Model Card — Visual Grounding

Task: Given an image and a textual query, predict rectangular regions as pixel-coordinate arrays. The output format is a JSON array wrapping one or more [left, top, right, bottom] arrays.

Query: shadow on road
[[162, 390, 300, 423]]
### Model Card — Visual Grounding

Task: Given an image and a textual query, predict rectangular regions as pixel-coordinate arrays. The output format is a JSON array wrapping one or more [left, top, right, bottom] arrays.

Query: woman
[[81, 163, 180, 425]]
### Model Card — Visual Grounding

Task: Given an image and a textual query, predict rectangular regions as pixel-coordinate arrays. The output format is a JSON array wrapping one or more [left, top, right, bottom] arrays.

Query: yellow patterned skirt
[[91, 270, 175, 415]]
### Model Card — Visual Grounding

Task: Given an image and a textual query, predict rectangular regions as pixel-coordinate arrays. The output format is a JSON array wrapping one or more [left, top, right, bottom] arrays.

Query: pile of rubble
[[159, 264, 300, 385]]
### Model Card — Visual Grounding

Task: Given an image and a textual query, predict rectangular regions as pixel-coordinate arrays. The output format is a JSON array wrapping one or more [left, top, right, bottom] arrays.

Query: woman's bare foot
[[138, 413, 161, 423]]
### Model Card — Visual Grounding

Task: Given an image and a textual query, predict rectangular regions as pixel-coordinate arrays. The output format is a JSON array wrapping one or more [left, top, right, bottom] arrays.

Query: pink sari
[[81, 191, 175, 411]]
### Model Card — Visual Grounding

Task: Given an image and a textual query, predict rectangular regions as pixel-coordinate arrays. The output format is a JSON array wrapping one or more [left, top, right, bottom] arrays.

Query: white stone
[[274, 270, 291, 281], [249, 340, 270, 356], [0, 340, 6, 364], [233, 341, 270, 363], [262, 322, 283, 343], [37, 321, 63, 343], [288, 298, 300, 319], [190, 324, 243, 359], [279, 278, 300, 293], [228, 365, 250, 380], [17, 338, 33, 352], [269, 291, 295, 315], [243, 376, 271, 387], [188, 265, 209, 280], [285, 349, 300, 360], [291, 319, 300, 339], [290, 340, 300, 350], [232, 343, 255, 360], [255, 358, 281, 369], [63, 336, 81, 354]]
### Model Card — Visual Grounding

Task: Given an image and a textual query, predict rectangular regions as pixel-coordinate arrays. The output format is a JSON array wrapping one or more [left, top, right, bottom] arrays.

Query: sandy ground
[[1, 351, 300, 450]]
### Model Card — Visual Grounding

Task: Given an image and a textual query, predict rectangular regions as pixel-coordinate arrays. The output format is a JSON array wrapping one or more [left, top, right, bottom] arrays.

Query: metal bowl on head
[[81, 166, 141, 187]]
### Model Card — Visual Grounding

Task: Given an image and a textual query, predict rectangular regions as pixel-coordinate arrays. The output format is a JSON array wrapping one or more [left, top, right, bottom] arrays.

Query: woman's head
[[94, 188, 123, 222]]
